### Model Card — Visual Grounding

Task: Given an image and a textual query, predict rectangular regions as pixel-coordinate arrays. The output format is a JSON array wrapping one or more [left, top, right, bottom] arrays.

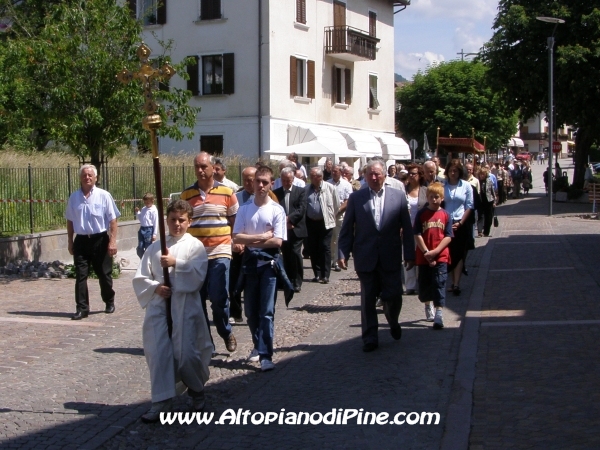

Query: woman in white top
[[404, 164, 428, 295]]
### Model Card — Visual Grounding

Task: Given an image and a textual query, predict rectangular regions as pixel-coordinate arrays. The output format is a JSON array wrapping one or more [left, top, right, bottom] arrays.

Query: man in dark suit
[[338, 160, 415, 352], [274, 168, 307, 292]]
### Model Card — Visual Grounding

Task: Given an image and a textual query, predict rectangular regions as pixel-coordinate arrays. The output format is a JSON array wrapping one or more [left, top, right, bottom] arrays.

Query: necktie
[[285, 190, 290, 214]]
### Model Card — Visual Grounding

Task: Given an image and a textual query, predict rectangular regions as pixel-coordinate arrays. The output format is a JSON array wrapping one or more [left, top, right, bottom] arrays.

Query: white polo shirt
[[65, 186, 121, 235]]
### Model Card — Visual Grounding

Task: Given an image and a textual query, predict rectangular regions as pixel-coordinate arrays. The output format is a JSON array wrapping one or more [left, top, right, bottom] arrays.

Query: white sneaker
[[248, 348, 259, 362], [228, 317, 236, 324], [425, 304, 435, 322], [261, 359, 275, 372], [433, 309, 444, 329], [376, 298, 383, 307]]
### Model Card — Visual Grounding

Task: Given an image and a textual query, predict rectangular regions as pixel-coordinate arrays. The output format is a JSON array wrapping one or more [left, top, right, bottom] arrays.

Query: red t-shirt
[[413, 207, 453, 265]]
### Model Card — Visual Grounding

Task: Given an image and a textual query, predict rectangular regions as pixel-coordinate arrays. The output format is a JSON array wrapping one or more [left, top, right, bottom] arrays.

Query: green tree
[[396, 60, 518, 157], [0, 0, 199, 170], [480, 0, 600, 187]]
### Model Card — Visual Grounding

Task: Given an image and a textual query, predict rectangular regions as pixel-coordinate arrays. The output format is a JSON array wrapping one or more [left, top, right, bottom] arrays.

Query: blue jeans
[[200, 258, 233, 342], [244, 264, 277, 361], [136, 226, 154, 259]]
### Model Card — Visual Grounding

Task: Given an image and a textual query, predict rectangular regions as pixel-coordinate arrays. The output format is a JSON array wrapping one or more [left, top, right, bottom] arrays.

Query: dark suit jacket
[[273, 185, 307, 238], [338, 186, 415, 273]]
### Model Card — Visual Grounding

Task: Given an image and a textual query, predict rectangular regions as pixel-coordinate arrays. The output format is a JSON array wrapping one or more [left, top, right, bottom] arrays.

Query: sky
[[393, 0, 499, 80]]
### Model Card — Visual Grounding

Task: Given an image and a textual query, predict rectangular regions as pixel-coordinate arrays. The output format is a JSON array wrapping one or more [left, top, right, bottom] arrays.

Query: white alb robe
[[133, 233, 212, 403]]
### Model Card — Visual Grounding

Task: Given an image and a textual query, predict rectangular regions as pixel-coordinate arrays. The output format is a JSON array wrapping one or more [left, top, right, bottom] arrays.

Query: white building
[[519, 113, 574, 158], [134, 0, 410, 166]]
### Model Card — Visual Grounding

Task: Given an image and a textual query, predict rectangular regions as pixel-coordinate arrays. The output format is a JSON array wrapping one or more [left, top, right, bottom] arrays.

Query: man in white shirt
[[328, 165, 352, 271], [65, 164, 121, 320], [233, 166, 286, 372], [213, 158, 240, 191]]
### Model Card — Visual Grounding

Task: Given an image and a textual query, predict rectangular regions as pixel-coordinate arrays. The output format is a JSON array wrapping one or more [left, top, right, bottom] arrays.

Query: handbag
[[493, 216, 499, 228]]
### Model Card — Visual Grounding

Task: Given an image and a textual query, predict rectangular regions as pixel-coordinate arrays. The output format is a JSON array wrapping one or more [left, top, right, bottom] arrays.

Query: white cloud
[[453, 23, 488, 55], [408, 0, 497, 22], [395, 51, 445, 79]]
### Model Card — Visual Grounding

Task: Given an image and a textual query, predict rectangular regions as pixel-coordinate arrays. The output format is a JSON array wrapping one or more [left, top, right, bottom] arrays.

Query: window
[[296, 0, 306, 24], [332, 66, 351, 105], [369, 74, 379, 109], [290, 56, 315, 99], [200, 0, 221, 20], [200, 135, 223, 156], [186, 53, 234, 96], [128, 0, 166, 25], [369, 11, 377, 37]]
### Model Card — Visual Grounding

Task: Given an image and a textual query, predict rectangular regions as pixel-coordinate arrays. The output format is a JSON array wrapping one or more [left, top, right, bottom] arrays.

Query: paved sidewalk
[[1, 157, 598, 448]]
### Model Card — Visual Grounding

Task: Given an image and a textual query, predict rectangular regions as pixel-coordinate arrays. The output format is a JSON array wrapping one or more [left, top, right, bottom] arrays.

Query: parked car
[[516, 152, 531, 161]]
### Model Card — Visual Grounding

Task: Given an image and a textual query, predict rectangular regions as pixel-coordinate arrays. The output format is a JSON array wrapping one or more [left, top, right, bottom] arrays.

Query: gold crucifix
[[116, 43, 175, 157], [116, 43, 176, 335]]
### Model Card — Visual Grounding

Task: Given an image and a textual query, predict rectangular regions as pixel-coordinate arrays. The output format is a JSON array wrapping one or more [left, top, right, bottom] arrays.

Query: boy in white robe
[[133, 200, 212, 423]]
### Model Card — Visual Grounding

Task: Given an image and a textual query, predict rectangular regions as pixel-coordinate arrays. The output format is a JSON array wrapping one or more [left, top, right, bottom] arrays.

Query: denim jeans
[[136, 226, 154, 259], [200, 257, 233, 342], [243, 263, 277, 361]]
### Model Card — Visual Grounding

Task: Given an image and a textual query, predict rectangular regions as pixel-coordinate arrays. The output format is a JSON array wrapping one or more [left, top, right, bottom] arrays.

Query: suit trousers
[[357, 263, 403, 345], [306, 218, 333, 280], [228, 251, 243, 320], [73, 232, 115, 313], [281, 233, 304, 289]]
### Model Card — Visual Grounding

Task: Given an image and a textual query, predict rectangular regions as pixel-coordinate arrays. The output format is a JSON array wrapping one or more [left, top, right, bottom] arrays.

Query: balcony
[[520, 132, 548, 141], [324, 26, 380, 62]]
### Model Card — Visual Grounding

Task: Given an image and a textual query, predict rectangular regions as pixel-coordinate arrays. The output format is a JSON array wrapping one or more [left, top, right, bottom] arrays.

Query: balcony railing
[[324, 26, 380, 62], [520, 132, 548, 141]]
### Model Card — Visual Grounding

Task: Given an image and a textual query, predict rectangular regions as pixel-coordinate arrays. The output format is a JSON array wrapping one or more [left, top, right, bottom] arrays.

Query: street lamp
[[537, 16, 565, 216]]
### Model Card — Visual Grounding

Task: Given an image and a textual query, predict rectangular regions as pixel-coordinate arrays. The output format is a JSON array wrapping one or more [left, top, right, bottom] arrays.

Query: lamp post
[[537, 16, 564, 216]]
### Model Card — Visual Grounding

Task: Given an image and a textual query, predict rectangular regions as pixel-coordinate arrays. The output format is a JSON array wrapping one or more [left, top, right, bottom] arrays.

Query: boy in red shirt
[[413, 183, 453, 329]]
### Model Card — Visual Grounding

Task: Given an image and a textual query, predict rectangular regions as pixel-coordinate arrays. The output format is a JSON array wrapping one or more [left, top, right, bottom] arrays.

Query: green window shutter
[[223, 53, 235, 95], [187, 56, 199, 96]]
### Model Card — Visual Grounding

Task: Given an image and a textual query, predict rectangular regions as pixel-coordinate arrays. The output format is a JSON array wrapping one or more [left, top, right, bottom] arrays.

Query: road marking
[[489, 267, 574, 272], [0, 317, 105, 327], [482, 319, 600, 327], [495, 241, 560, 245]]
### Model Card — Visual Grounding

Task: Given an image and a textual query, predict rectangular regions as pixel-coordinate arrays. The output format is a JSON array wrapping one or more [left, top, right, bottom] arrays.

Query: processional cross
[[117, 43, 175, 335]]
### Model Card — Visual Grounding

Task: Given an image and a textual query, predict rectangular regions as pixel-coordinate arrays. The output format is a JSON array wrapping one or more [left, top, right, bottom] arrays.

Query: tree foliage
[[0, 0, 199, 169], [396, 60, 518, 156], [480, 0, 600, 187]]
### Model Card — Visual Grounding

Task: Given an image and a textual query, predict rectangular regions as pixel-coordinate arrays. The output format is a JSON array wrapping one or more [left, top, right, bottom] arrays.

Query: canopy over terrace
[[508, 137, 525, 147], [375, 134, 411, 160]]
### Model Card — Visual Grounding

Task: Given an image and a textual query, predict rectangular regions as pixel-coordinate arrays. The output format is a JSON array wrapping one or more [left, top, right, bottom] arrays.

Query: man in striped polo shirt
[[181, 152, 239, 353]]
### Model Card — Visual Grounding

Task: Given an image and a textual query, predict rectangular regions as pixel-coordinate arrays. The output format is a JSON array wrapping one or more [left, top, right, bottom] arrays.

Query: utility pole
[[457, 49, 477, 61]]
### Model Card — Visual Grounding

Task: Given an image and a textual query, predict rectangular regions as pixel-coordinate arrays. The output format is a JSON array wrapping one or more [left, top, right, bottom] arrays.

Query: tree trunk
[[573, 127, 593, 188]]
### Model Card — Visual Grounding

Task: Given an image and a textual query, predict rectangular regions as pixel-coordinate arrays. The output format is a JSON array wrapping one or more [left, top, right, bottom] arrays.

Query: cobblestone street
[[1, 158, 599, 449]]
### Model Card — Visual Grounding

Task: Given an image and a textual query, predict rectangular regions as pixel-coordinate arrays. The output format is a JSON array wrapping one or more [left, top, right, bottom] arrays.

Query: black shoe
[[390, 326, 402, 341], [404, 289, 416, 295], [311, 277, 320, 283], [293, 286, 302, 293], [105, 304, 115, 314], [71, 311, 88, 320], [462, 267, 469, 276], [320, 278, 329, 284], [333, 264, 342, 272], [362, 342, 378, 352]]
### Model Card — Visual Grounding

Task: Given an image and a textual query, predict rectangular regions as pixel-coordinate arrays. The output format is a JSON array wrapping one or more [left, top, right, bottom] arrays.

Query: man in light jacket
[[305, 166, 340, 284]]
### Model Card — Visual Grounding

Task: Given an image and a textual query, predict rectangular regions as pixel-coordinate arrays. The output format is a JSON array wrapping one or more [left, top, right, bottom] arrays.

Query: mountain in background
[[394, 73, 408, 82]]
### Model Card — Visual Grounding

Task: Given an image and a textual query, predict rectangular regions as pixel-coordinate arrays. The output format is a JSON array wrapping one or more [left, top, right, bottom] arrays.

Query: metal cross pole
[[117, 43, 175, 335]]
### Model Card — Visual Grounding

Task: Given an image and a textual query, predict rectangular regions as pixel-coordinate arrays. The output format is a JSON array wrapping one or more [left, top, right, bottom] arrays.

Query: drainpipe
[[258, 0, 263, 157]]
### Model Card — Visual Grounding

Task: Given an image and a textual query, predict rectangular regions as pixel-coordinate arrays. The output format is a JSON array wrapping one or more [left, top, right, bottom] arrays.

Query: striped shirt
[[180, 181, 239, 259]]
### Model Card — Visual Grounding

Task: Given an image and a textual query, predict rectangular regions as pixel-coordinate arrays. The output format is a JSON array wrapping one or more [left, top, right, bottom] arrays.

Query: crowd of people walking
[[66, 150, 526, 422]]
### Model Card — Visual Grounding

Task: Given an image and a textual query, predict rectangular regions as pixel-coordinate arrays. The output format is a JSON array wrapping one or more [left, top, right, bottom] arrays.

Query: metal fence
[[0, 162, 267, 235]]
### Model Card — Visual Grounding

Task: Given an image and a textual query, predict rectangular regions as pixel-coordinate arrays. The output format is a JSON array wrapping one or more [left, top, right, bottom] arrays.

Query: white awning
[[508, 137, 525, 147], [375, 134, 411, 160], [265, 140, 360, 158], [340, 131, 382, 158], [265, 125, 361, 159]]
